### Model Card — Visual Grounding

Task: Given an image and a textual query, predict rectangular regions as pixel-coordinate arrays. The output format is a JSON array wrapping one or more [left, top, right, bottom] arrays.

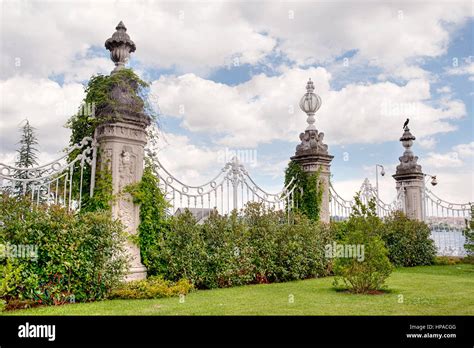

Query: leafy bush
[[381, 211, 436, 267], [0, 194, 129, 309], [333, 194, 393, 293], [148, 203, 334, 289], [110, 276, 193, 299]]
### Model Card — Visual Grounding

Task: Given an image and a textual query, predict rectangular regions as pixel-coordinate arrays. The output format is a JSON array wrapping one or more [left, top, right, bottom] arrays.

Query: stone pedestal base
[[393, 173, 425, 221], [125, 265, 148, 281]]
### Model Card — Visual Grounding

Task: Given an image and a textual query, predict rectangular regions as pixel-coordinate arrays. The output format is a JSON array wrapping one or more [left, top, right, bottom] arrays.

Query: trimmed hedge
[[0, 194, 129, 309], [150, 203, 334, 289]]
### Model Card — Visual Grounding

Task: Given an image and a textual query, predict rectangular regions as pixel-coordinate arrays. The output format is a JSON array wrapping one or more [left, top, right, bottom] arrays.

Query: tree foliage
[[333, 193, 393, 293], [15, 119, 39, 169]]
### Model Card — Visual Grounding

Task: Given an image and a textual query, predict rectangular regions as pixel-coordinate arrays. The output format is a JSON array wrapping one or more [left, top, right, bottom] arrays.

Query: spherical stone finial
[[299, 78, 322, 130], [105, 21, 136, 72]]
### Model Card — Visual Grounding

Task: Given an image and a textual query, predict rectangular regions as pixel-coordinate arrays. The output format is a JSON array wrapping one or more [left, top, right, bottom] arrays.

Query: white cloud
[[424, 142, 474, 169], [0, 1, 276, 80], [418, 137, 438, 150], [452, 142, 474, 158], [0, 76, 84, 157], [424, 152, 464, 168], [151, 68, 466, 148], [149, 130, 221, 186], [243, 1, 471, 79], [445, 61, 474, 80], [0, 1, 471, 80], [436, 86, 451, 94]]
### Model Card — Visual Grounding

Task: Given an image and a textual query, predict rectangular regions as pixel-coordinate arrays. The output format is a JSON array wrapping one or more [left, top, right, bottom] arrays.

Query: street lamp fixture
[[375, 164, 385, 215], [424, 173, 437, 186]]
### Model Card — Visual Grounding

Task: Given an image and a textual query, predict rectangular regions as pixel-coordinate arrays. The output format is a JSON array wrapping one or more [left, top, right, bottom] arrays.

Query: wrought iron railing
[[146, 149, 296, 219], [329, 178, 401, 221], [329, 178, 472, 256], [423, 188, 472, 256], [0, 137, 97, 211]]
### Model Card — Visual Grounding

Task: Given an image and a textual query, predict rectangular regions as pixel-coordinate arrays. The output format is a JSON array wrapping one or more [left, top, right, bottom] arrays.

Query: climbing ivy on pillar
[[284, 160, 323, 221]]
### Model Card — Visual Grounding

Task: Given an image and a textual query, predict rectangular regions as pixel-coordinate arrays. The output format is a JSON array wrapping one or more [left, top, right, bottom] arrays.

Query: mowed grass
[[4, 265, 474, 316]]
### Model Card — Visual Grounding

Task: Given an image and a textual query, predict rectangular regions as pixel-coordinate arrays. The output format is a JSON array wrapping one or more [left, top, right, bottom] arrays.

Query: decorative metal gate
[[0, 137, 97, 211], [146, 149, 296, 219], [329, 178, 402, 221]]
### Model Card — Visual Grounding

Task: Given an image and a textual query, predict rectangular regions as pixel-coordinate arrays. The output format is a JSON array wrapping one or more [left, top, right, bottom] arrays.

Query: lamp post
[[375, 164, 385, 215]]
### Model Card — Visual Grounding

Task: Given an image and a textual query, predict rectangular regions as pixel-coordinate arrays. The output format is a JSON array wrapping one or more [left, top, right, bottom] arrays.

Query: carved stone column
[[291, 79, 334, 223], [95, 22, 150, 281], [392, 126, 425, 221]]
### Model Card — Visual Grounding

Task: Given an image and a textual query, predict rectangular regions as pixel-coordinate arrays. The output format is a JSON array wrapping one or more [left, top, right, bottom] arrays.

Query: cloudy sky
[[0, 0, 473, 204]]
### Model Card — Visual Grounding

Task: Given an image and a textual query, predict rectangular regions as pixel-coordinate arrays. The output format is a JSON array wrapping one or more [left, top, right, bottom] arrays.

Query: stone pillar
[[95, 22, 149, 281], [392, 126, 425, 221], [291, 79, 334, 223]]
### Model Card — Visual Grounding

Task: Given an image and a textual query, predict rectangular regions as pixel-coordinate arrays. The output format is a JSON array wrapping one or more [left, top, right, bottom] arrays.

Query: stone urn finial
[[299, 78, 322, 130], [400, 127, 416, 155], [394, 126, 422, 175], [105, 21, 136, 72]]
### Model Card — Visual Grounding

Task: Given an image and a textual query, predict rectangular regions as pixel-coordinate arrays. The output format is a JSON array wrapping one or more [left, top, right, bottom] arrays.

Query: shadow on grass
[[332, 287, 394, 295]]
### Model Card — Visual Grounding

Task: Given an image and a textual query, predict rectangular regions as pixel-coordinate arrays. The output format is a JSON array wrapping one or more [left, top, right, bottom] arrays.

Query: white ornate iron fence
[[329, 178, 472, 256], [423, 187, 472, 256], [329, 178, 402, 221], [0, 137, 97, 211], [146, 149, 296, 220]]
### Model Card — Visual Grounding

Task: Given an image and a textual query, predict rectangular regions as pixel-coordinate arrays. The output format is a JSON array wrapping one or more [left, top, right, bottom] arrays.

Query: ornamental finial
[[105, 21, 136, 72], [299, 78, 322, 130], [306, 78, 315, 93], [394, 124, 422, 175]]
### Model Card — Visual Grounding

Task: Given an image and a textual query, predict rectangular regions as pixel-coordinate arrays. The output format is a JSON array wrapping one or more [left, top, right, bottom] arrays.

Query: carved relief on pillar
[[116, 145, 138, 234], [100, 148, 113, 171], [295, 129, 329, 156], [96, 123, 147, 144]]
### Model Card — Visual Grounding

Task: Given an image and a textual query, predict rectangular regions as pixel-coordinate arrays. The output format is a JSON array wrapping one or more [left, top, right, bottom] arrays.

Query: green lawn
[[4, 265, 474, 316]]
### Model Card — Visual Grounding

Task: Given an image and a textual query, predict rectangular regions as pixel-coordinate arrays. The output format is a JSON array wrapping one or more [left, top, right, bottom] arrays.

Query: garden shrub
[[273, 213, 333, 281], [155, 210, 209, 287], [434, 256, 463, 265], [201, 211, 254, 288], [381, 211, 436, 267], [110, 276, 193, 299], [0, 194, 129, 309], [333, 194, 393, 293], [151, 202, 334, 289]]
